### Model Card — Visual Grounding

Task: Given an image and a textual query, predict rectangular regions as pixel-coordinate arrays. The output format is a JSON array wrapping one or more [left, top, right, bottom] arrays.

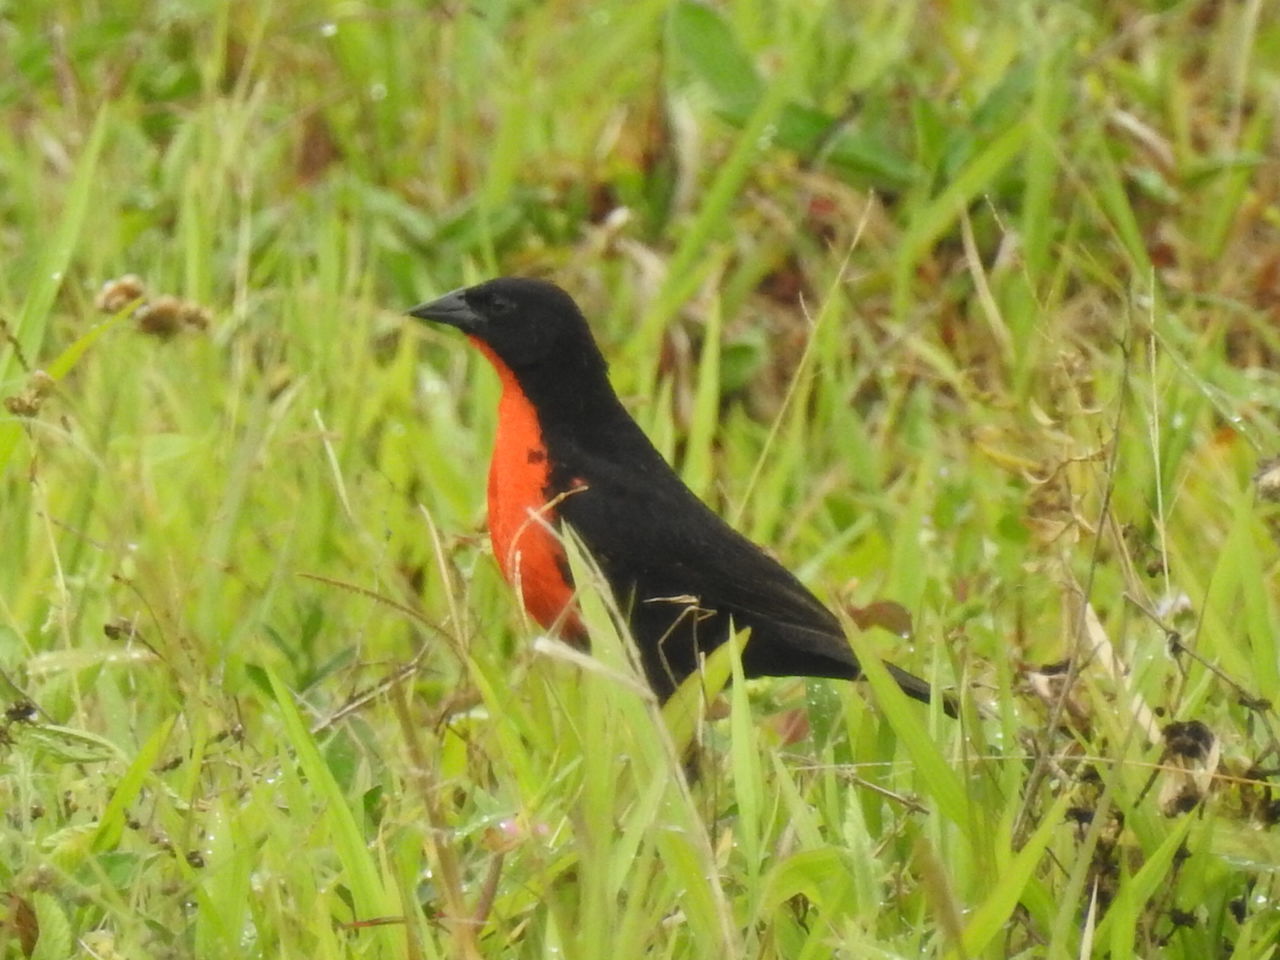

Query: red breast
[[470, 337, 585, 641]]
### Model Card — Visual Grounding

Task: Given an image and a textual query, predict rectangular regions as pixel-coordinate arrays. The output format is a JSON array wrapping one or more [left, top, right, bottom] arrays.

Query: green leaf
[[1096, 813, 1196, 952], [669, 3, 913, 188], [762, 847, 852, 913], [720, 335, 764, 394], [0, 107, 109, 478], [267, 668, 393, 922], [957, 793, 1071, 956], [92, 716, 176, 853], [30, 892, 73, 960], [23, 724, 129, 765], [670, 1, 761, 115], [773, 101, 915, 188], [894, 116, 1030, 310], [844, 626, 969, 829]]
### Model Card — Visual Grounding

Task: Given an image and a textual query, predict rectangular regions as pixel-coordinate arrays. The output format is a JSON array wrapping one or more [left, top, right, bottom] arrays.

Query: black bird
[[410, 277, 952, 714]]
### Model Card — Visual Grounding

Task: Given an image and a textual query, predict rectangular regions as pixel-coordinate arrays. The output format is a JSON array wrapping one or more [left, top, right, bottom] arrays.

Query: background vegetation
[[2, 0, 1278, 956]]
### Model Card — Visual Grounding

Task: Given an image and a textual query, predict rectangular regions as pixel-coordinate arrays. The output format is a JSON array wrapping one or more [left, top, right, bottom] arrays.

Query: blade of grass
[[90, 715, 176, 853], [893, 117, 1029, 314], [954, 792, 1071, 958], [266, 668, 398, 950], [0, 108, 108, 476], [844, 626, 970, 831]]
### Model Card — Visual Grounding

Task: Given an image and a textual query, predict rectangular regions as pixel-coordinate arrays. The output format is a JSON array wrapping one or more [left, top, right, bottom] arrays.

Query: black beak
[[407, 288, 482, 332]]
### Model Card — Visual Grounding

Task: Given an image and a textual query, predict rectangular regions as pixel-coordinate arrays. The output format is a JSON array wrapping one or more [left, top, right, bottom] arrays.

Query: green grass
[[3, 1, 1280, 957]]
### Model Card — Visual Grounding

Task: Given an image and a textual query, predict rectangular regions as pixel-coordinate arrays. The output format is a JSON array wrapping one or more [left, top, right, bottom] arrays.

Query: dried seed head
[[136, 295, 185, 338], [95, 274, 147, 313]]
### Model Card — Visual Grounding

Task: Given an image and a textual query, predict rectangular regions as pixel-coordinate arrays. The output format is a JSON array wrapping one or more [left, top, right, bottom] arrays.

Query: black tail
[[884, 662, 959, 718]]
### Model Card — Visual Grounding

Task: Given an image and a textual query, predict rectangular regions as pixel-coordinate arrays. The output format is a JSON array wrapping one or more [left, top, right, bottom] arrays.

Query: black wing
[[553, 441, 938, 707]]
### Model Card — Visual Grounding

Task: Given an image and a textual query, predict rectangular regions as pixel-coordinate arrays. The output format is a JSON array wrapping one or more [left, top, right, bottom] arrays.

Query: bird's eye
[[490, 295, 514, 316]]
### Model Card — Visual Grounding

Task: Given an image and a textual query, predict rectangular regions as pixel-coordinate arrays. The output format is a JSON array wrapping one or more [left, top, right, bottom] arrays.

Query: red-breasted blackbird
[[410, 277, 952, 714]]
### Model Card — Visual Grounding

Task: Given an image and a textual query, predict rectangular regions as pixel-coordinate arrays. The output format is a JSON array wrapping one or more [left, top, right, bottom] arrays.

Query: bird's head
[[408, 277, 603, 377]]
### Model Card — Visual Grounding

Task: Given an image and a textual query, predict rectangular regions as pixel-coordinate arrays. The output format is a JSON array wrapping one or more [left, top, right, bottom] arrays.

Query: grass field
[[3, 1, 1279, 957]]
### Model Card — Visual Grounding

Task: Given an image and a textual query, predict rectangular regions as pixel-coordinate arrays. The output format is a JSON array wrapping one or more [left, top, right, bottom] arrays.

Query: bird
[[409, 277, 953, 715]]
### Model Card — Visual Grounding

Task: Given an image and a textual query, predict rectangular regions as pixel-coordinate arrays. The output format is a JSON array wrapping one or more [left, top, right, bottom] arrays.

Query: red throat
[[469, 337, 584, 640]]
